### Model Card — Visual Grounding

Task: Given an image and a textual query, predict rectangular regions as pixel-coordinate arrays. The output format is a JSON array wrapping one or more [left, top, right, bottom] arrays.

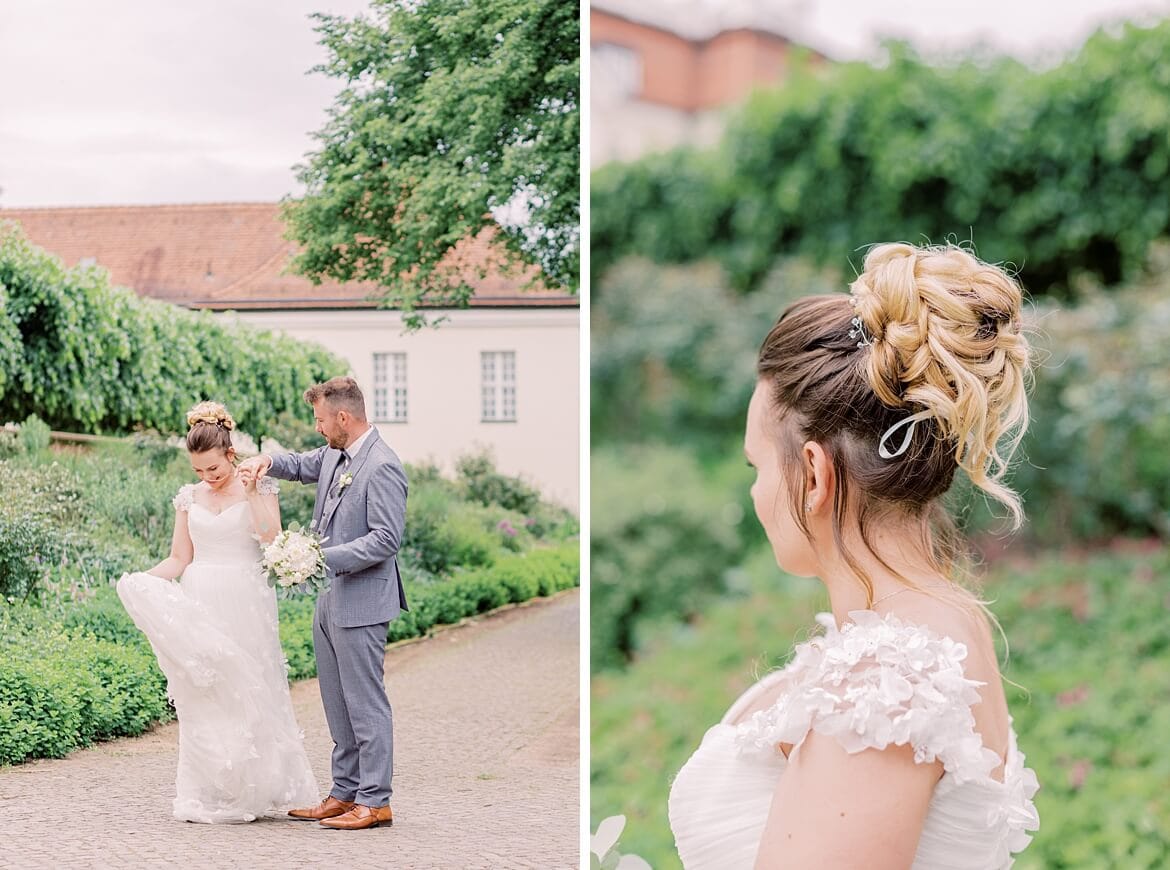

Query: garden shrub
[[263, 409, 325, 454], [18, 414, 51, 454], [456, 450, 542, 514], [1004, 279, 1170, 543], [0, 281, 22, 396], [0, 609, 170, 765], [591, 445, 745, 671], [277, 596, 318, 681], [403, 486, 505, 574], [59, 584, 147, 648], [275, 542, 580, 678], [0, 511, 60, 601]]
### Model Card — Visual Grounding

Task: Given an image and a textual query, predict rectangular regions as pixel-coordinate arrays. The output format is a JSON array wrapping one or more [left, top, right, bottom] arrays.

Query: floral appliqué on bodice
[[668, 610, 1040, 869]]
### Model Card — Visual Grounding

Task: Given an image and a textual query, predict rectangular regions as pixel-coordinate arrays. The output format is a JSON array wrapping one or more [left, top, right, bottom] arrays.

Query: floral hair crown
[[186, 406, 235, 430]]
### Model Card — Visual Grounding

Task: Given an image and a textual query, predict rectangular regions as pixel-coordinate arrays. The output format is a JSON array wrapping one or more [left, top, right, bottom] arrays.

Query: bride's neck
[[814, 521, 948, 624]]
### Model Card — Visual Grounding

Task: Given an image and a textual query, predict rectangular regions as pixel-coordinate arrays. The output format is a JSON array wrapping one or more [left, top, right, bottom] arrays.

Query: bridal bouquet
[[260, 522, 328, 598]]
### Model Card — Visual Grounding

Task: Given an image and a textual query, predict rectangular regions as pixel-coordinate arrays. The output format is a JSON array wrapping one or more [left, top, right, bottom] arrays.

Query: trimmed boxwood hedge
[[0, 541, 579, 765], [0, 609, 171, 765]]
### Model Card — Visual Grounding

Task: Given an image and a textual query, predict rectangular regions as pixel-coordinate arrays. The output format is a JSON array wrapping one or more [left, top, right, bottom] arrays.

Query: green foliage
[[0, 511, 60, 601], [592, 22, 1170, 298], [286, 0, 580, 324], [0, 224, 345, 437], [277, 596, 320, 682], [264, 409, 326, 454], [0, 281, 22, 394], [591, 257, 839, 447], [1008, 276, 1170, 542], [591, 445, 747, 671], [0, 459, 99, 601], [18, 414, 51, 454], [401, 486, 496, 574], [591, 545, 1170, 867], [0, 605, 171, 765], [457, 450, 543, 514]]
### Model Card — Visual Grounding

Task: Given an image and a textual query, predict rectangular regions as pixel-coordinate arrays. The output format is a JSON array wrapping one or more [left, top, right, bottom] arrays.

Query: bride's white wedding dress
[[117, 481, 318, 823], [669, 610, 1040, 869]]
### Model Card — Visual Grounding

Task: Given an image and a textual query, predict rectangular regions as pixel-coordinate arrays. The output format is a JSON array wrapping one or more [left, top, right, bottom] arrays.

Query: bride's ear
[[801, 441, 834, 516]]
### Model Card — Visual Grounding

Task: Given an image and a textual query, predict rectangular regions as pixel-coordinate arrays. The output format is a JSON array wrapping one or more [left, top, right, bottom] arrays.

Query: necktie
[[331, 450, 350, 495]]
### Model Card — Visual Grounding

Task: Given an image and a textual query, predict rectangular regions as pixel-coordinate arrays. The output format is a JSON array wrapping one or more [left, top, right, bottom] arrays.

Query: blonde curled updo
[[185, 401, 236, 455], [756, 242, 1032, 606], [848, 242, 1030, 524]]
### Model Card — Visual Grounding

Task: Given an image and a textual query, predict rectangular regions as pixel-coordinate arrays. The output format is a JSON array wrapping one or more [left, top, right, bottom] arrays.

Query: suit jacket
[[268, 428, 409, 628]]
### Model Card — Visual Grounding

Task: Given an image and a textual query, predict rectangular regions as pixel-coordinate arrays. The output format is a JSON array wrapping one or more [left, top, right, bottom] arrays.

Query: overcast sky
[[2, 0, 1169, 207], [0, 0, 368, 208], [798, 0, 1170, 61]]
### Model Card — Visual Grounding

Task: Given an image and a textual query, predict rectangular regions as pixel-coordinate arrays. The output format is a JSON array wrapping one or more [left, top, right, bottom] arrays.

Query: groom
[[240, 376, 408, 830]]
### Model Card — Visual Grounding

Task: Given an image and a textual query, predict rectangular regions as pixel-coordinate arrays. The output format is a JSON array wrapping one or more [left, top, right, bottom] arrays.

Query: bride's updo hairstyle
[[756, 242, 1031, 606], [185, 401, 236, 455]]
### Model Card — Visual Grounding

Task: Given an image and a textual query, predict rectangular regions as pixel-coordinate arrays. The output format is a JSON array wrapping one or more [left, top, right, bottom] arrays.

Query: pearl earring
[[804, 502, 812, 513]]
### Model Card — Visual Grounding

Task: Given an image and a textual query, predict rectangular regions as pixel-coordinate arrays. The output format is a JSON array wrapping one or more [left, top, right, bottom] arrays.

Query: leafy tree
[[286, 0, 580, 324]]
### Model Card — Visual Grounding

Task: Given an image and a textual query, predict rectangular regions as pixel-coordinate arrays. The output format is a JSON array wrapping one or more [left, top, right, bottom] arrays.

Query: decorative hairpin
[[848, 316, 875, 349]]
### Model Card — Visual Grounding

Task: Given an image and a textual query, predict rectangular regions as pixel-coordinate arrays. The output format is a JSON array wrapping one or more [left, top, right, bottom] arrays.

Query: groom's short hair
[[304, 376, 367, 421]]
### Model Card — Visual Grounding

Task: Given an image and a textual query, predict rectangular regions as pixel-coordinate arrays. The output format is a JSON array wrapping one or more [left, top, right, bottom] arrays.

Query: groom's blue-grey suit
[[268, 427, 408, 807]]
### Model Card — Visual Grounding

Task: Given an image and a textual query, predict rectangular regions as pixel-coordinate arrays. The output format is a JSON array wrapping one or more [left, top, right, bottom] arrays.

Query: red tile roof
[[0, 202, 577, 309]]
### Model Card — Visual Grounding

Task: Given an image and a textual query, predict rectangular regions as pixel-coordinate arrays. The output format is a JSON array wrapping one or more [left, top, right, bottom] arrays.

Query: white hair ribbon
[[878, 409, 934, 459]]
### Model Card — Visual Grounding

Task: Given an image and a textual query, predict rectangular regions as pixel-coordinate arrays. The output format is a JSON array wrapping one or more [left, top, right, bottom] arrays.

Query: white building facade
[[233, 306, 580, 508]]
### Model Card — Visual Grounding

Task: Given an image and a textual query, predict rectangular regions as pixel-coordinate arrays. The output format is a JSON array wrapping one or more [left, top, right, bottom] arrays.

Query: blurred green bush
[[593, 22, 1170, 299], [591, 445, 747, 671]]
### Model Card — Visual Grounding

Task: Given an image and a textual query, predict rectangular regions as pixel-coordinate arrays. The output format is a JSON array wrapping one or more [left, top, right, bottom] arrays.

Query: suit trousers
[[312, 588, 394, 806]]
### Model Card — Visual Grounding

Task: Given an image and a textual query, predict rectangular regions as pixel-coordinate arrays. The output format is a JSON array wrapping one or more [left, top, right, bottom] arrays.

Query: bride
[[669, 244, 1041, 868], [117, 401, 318, 823]]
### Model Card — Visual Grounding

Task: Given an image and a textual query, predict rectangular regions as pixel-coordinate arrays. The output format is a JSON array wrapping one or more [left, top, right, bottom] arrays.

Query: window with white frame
[[372, 352, 407, 422], [481, 350, 516, 422]]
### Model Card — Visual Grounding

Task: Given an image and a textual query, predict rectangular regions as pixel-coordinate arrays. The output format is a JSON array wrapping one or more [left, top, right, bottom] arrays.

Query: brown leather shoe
[[319, 803, 393, 830], [288, 796, 356, 821]]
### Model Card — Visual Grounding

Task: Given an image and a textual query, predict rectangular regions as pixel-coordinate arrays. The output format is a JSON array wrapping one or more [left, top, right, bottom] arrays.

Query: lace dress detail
[[669, 610, 1040, 869], [172, 483, 196, 512], [117, 483, 317, 823], [256, 476, 279, 496]]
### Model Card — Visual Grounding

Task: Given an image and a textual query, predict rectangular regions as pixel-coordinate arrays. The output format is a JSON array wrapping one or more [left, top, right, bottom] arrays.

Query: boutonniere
[[337, 472, 354, 493]]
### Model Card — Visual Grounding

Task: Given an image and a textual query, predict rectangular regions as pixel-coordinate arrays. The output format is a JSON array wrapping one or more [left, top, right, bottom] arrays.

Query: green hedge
[[0, 224, 344, 437], [1, 541, 579, 764], [0, 608, 171, 765], [592, 21, 1170, 298]]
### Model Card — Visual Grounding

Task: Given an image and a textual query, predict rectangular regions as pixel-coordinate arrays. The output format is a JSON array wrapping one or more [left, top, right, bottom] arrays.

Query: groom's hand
[[238, 454, 272, 486]]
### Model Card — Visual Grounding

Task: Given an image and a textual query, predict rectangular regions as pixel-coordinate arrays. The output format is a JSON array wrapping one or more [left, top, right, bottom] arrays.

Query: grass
[[590, 541, 1170, 869]]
